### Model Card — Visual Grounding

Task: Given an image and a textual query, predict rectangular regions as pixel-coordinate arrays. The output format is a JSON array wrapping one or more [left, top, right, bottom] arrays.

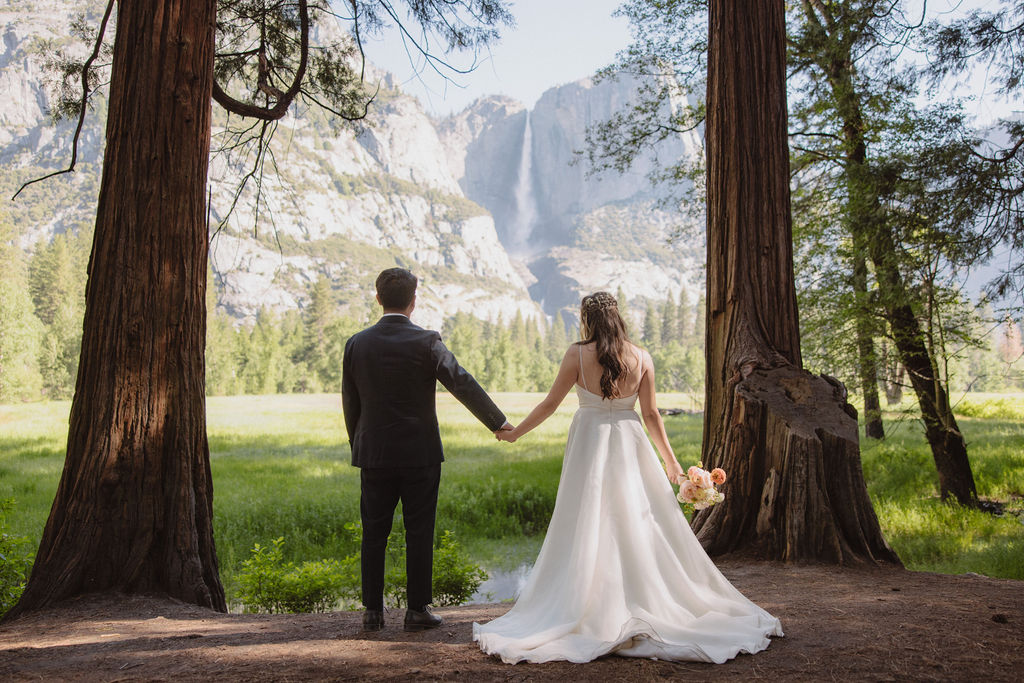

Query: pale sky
[[359, 0, 1016, 124], [360, 0, 632, 116]]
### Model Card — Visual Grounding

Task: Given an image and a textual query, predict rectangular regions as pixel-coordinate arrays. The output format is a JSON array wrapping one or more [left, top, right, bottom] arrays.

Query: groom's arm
[[430, 334, 507, 432], [341, 337, 360, 443]]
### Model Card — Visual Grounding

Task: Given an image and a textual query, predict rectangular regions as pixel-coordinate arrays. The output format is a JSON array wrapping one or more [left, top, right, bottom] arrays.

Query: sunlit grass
[[858, 394, 1024, 578], [2, 390, 1022, 596]]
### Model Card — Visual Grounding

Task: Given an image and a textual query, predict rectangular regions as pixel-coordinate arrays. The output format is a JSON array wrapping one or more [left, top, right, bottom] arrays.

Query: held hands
[[494, 422, 517, 443]]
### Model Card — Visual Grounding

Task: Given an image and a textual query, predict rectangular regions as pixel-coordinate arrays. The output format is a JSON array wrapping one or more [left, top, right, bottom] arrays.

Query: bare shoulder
[[566, 341, 590, 356], [629, 343, 651, 364]]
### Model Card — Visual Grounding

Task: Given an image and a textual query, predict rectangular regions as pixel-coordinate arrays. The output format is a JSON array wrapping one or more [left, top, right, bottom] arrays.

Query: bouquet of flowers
[[676, 463, 727, 510]]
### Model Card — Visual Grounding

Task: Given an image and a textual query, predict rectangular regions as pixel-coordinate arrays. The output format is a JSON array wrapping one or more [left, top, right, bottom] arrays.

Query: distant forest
[[1, 211, 1019, 404]]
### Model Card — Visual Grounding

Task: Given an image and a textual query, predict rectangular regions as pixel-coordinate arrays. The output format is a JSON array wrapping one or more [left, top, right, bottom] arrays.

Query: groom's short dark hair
[[376, 268, 417, 309]]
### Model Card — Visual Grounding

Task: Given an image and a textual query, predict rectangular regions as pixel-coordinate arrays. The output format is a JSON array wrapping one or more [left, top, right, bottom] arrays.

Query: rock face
[[439, 73, 704, 319], [1, 6, 539, 331], [2, 5, 703, 331], [203, 90, 538, 329], [438, 96, 528, 250]]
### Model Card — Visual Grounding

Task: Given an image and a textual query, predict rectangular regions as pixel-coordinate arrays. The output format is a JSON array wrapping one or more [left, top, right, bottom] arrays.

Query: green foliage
[[856, 403, 1024, 579], [440, 478, 555, 537], [0, 281, 45, 403], [27, 233, 87, 399], [374, 525, 487, 608], [0, 208, 45, 404], [427, 530, 488, 606], [235, 528, 485, 612], [0, 499, 34, 618], [877, 499, 1023, 579], [3, 393, 1022, 612], [237, 537, 353, 613]]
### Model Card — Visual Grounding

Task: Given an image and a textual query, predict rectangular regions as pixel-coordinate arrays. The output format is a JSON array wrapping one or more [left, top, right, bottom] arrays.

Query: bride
[[474, 291, 783, 664]]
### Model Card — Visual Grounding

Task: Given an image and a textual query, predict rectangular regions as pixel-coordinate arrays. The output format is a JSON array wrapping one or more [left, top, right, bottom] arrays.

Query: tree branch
[[12, 0, 115, 200], [212, 0, 310, 120]]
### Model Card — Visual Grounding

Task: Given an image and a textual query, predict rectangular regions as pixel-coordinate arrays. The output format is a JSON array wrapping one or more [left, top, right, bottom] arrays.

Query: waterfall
[[510, 111, 538, 254]]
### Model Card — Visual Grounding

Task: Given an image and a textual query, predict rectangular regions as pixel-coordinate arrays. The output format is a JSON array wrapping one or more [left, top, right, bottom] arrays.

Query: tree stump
[[693, 364, 900, 564]]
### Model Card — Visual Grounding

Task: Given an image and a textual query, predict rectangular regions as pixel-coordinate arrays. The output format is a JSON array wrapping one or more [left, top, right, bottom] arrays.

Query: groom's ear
[[375, 294, 382, 307]]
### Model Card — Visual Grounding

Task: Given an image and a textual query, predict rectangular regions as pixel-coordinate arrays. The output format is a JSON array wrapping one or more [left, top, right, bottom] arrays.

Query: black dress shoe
[[403, 606, 443, 632], [362, 609, 384, 631]]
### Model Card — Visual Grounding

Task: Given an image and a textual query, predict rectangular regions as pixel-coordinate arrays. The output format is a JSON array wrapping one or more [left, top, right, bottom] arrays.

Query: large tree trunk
[[853, 252, 885, 439], [693, 0, 898, 565], [867, 233, 978, 505], [4, 0, 225, 620]]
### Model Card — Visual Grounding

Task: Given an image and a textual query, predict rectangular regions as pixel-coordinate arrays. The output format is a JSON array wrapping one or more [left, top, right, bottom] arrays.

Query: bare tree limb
[[212, 0, 310, 120], [12, 0, 115, 200]]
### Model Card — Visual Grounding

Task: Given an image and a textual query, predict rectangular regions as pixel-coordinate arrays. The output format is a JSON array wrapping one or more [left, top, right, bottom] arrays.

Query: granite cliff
[[2, 5, 702, 330]]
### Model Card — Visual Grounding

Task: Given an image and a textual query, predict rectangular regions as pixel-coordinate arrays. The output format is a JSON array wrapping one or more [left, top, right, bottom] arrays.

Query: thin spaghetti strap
[[579, 344, 588, 391]]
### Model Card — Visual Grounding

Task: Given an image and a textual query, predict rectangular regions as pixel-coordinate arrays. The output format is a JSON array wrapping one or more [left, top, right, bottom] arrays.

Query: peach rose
[[677, 480, 698, 504], [689, 468, 713, 489], [711, 468, 727, 485]]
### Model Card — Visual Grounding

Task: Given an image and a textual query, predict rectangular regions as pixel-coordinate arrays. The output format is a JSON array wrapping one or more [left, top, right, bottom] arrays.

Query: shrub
[[0, 499, 34, 618], [431, 530, 488, 606], [377, 525, 488, 608], [235, 528, 487, 612], [237, 537, 354, 613]]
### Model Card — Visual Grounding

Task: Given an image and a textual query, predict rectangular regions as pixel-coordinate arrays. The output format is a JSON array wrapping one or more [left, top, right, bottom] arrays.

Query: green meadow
[[1, 391, 1022, 606]]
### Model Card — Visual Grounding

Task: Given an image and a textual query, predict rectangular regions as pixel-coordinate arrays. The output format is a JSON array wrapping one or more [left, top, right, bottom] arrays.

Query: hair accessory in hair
[[582, 292, 618, 312]]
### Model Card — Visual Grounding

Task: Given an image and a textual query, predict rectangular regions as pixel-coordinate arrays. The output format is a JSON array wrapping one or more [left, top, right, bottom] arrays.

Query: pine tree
[[660, 296, 678, 346], [0, 207, 44, 401], [27, 234, 85, 399], [643, 303, 662, 347], [0, 286, 45, 402], [677, 289, 694, 345], [547, 312, 569, 360], [302, 275, 335, 359]]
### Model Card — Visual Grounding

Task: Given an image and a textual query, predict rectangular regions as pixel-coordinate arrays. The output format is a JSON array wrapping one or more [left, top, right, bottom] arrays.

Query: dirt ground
[[1, 560, 1022, 682]]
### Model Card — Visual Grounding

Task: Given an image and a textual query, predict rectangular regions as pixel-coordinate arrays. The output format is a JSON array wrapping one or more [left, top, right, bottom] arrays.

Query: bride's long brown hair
[[579, 291, 632, 399]]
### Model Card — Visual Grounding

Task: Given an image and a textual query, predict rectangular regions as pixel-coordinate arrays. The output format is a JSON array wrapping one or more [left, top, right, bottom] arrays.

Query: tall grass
[[0, 391, 1021, 602]]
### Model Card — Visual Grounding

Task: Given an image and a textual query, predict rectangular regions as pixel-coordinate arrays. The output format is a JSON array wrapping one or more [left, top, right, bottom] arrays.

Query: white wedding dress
[[473, 383, 783, 664]]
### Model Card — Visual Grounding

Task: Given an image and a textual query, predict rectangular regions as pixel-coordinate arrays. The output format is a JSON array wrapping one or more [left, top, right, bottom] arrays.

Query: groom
[[342, 267, 511, 632]]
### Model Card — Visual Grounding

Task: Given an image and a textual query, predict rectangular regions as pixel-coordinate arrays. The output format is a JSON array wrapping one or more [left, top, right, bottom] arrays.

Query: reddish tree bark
[[4, 0, 225, 620], [692, 0, 899, 564]]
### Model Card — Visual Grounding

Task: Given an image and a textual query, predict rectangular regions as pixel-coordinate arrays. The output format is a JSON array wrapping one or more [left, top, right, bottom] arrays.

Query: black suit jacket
[[342, 315, 506, 468]]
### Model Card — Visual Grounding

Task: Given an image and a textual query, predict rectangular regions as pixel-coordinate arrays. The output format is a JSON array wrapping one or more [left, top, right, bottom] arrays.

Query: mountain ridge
[[1, 6, 704, 331]]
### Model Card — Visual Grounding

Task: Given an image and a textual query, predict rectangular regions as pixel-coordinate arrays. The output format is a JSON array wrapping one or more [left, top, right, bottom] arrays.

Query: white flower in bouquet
[[676, 463, 727, 510], [677, 480, 699, 504]]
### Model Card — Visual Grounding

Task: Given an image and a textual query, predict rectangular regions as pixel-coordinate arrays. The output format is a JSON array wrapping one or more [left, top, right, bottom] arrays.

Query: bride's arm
[[501, 345, 579, 442], [638, 350, 685, 483]]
